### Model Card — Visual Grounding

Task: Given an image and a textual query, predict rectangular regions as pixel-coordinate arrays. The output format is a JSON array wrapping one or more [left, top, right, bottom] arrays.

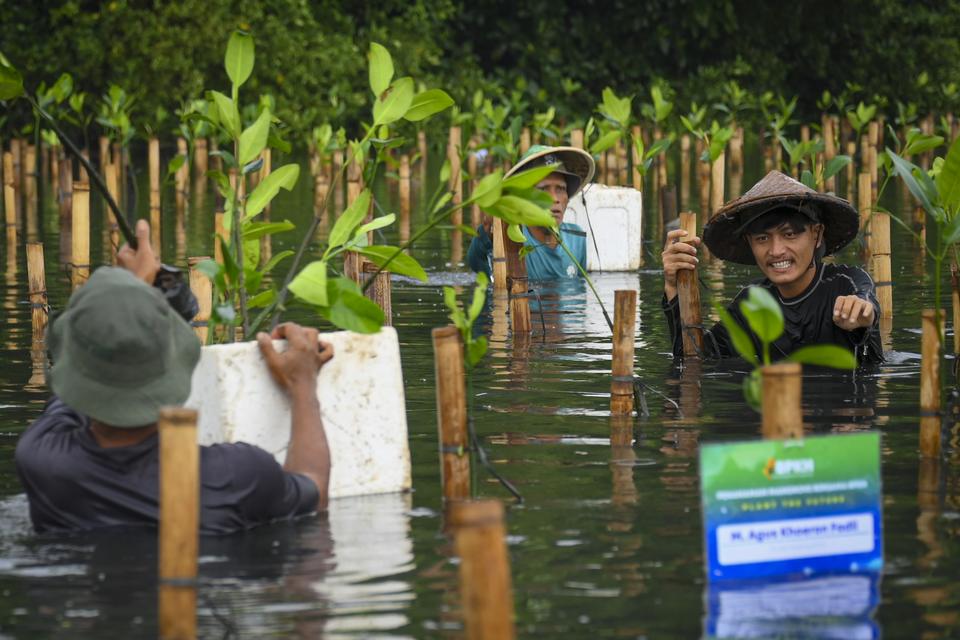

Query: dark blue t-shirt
[[15, 397, 319, 535]]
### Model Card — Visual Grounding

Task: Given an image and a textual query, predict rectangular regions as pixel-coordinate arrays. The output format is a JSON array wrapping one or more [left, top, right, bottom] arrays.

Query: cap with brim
[[506, 145, 595, 197], [49, 267, 201, 427], [702, 170, 859, 265]]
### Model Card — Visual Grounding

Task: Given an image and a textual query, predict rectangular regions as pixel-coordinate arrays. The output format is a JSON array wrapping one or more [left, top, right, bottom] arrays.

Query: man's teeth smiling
[[771, 260, 792, 269]]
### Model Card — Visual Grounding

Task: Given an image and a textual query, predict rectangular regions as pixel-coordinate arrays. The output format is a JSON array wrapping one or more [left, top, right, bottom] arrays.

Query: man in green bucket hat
[[15, 221, 334, 533], [468, 144, 595, 280], [661, 170, 883, 364]]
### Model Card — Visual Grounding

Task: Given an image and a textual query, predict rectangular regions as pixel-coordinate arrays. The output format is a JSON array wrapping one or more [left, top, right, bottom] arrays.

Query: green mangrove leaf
[[432, 192, 454, 214], [218, 234, 239, 285], [456, 224, 478, 237], [743, 369, 761, 412], [590, 129, 621, 155], [373, 77, 414, 126], [600, 87, 631, 126], [244, 266, 263, 294], [167, 154, 187, 179], [506, 223, 526, 243], [404, 89, 454, 122], [942, 213, 960, 246], [645, 137, 672, 160], [368, 42, 394, 96], [472, 170, 503, 207], [268, 131, 291, 154], [261, 249, 294, 274], [740, 286, 784, 345], [443, 286, 466, 329], [225, 31, 254, 91], [245, 164, 300, 218], [194, 258, 220, 282], [360, 246, 428, 282], [715, 304, 759, 364], [0, 56, 24, 101], [824, 155, 851, 181], [903, 130, 944, 157], [322, 277, 384, 334], [243, 238, 260, 271], [502, 163, 558, 191], [328, 188, 372, 248], [937, 138, 960, 215], [495, 195, 556, 229], [247, 288, 276, 309], [289, 260, 328, 307], [800, 169, 816, 189], [467, 272, 489, 322], [355, 214, 396, 238], [786, 344, 857, 369], [887, 148, 936, 216], [651, 86, 672, 123], [238, 109, 271, 166], [439, 158, 451, 183], [210, 91, 240, 138], [466, 335, 488, 369], [241, 220, 295, 241]]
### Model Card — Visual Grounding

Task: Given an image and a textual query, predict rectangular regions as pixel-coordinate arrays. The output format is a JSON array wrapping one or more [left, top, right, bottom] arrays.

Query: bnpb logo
[[763, 457, 815, 480]]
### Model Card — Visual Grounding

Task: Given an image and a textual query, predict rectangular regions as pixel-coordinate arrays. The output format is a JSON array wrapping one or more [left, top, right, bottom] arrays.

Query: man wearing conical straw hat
[[468, 145, 595, 280], [662, 170, 883, 364]]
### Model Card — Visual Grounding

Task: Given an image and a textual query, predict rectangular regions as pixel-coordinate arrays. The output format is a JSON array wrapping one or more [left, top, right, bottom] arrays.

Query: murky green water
[[0, 147, 958, 638]]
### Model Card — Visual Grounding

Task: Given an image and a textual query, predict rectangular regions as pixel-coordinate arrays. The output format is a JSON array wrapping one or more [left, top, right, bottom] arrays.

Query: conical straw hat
[[702, 170, 860, 265], [505, 145, 595, 197]]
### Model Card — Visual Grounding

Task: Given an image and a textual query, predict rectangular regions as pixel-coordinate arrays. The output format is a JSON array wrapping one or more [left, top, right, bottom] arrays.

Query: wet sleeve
[[662, 294, 732, 360], [837, 266, 884, 361], [663, 294, 683, 358], [466, 225, 493, 276], [230, 444, 320, 522]]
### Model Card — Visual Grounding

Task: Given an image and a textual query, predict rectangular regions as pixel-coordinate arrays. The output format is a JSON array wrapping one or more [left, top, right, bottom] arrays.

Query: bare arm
[[257, 323, 334, 511]]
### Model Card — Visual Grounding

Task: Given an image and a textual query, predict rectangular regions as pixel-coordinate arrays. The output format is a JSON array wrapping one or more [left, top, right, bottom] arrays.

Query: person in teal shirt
[[468, 145, 594, 281]]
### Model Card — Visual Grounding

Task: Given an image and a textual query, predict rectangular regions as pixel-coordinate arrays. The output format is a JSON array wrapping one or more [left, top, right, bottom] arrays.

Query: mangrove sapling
[[778, 135, 852, 191], [590, 87, 632, 156], [716, 286, 857, 410], [846, 101, 877, 147]]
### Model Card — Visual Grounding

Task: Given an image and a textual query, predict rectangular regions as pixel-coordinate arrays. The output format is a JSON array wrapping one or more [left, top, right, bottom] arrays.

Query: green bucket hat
[[702, 170, 859, 265], [506, 145, 596, 197], [49, 267, 201, 427]]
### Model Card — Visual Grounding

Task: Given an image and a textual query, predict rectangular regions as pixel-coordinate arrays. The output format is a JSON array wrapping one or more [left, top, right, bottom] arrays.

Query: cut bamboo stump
[[448, 126, 463, 229], [105, 163, 121, 264], [761, 363, 803, 439], [3, 152, 16, 238], [858, 172, 872, 261], [363, 262, 392, 326], [149, 137, 161, 252], [188, 257, 212, 344], [867, 208, 892, 320], [570, 129, 584, 149], [677, 212, 703, 357], [920, 310, 941, 458], [630, 126, 643, 191], [26, 242, 47, 342], [447, 499, 516, 640], [610, 290, 637, 416], [24, 145, 37, 241], [399, 154, 411, 244], [175, 138, 189, 215], [213, 211, 225, 268], [680, 134, 691, 210], [432, 326, 470, 501], [492, 218, 507, 292], [71, 181, 90, 291], [158, 407, 199, 640], [710, 151, 725, 215]]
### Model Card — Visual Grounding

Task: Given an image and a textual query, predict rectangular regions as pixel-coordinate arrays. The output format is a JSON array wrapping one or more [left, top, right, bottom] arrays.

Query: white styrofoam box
[[564, 184, 643, 272], [184, 328, 410, 499]]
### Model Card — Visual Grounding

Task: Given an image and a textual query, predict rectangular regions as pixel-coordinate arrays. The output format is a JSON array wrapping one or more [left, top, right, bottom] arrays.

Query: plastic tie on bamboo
[[564, 184, 643, 271], [184, 327, 411, 499]]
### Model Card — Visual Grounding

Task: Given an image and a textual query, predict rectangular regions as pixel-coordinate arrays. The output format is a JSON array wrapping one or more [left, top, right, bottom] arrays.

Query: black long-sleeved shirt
[[664, 263, 884, 365]]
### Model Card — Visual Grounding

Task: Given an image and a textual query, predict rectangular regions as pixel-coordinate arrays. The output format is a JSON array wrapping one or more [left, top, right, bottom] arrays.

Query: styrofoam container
[[184, 327, 411, 499], [564, 184, 643, 271]]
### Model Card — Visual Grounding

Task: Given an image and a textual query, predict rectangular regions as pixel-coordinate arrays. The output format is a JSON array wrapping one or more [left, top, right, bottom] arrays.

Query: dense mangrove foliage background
[[2, 0, 960, 138]]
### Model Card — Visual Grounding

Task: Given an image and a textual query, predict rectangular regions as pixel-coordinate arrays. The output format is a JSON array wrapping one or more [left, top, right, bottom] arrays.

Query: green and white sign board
[[700, 433, 883, 581]]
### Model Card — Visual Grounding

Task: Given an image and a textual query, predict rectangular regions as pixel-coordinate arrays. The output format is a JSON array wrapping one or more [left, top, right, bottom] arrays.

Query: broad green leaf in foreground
[[373, 77, 414, 126], [471, 170, 503, 208], [786, 344, 857, 369], [288, 260, 328, 307], [404, 89, 454, 122], [321, 277, 384, 334], [368, 42, 394, 96], [328, 189, 372, 248], [502, 163, 558, 191], [360, 245, 429, 282], [715, 304, 758, 364], [238, 108, 271, 165], [740, 286, 784, 345]]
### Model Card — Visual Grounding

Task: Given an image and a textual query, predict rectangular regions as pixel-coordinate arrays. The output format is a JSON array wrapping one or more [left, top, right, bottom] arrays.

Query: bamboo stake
[[58, 153, 73, 262], [680, 134, 691, 210], [519, 127, 531, 155], [3, 152, 15, 238], [448, 126, 463, 227], [418, 130, 428, 167], [70, 181, 90, 290], [492, 218, 507, 293], [710, 151, 725, 215], [193, 137, 208, 194], [98, 136, 110, 177], [447, 499, 516, 640], [610, 290, 637, 416], [363, 262, 392, 325], [630, 125, 643, 191], [920, 310, 941, 458], [188, 256, 212, 344], [868, 209, 892, 320], [570, 129, 584, 149], [617, 139, 628, 185], [467, 147, 480, 228], [845, 141, 857, 200], [175, 138, 188, 215], [432, 326, 470, 501], [677, 212, 703, 357], [504, 223, 530, 334], [399, 154, 411, 244], [761, 362, 803, 439], [260, 148, 272, 266], [858, 172, 872, 262], [24, 145, 37, 241], [214, 211, 225, 267], [823, 116, 837, 193], [105, 163, 121, 264], [953, 264, 960, 357], [112, 141, 124, 210], [696, 139, 710, 219], [26, 242, 47, 342], [158, 407, 199, 640], [149, 137, 161, 251]]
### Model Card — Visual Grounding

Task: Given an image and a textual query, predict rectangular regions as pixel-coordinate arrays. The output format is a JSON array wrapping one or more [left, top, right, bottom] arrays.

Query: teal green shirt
[[467, 223, 587, 281]]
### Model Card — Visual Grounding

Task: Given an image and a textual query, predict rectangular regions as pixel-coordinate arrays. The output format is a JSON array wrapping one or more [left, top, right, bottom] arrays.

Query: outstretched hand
[[257, 323, 334, 395], [117, 220, 160, 285], [662, 228, 701, 301], [833, 295, 875, 331]]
